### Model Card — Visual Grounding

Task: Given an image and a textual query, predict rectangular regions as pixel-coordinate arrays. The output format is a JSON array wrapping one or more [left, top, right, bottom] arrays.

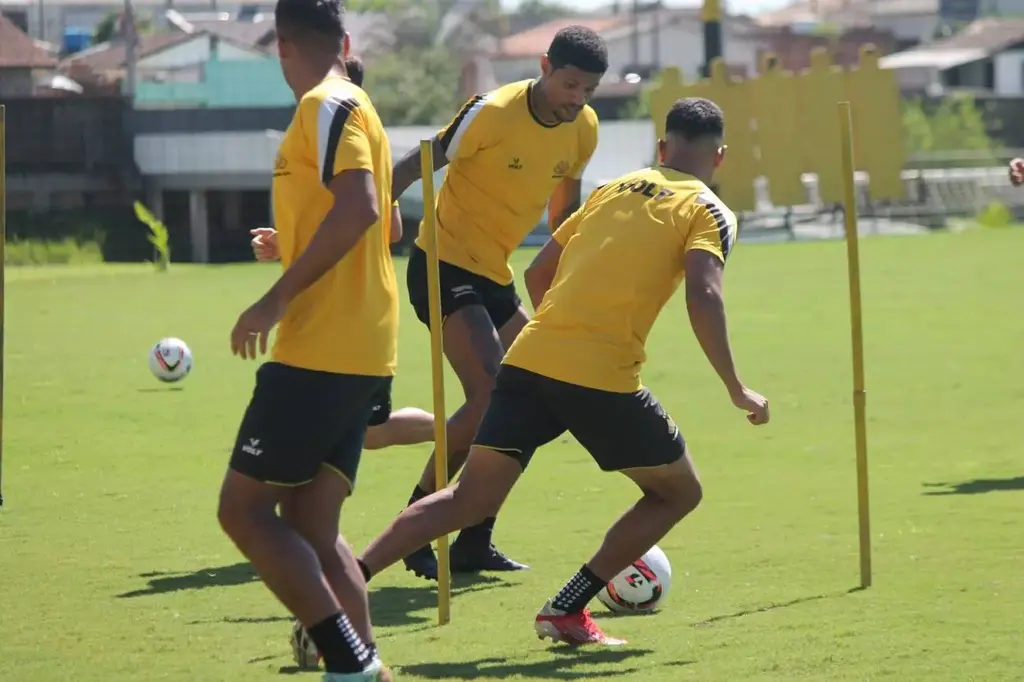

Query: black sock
[[306, 612, 376, 674], [551, 564, 606, 614], [357, 558, 372, 583], [456, 516, 495, 547], [408, 485, 428, 507]]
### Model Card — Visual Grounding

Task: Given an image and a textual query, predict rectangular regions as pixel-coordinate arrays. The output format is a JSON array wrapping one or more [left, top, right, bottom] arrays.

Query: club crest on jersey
[[274, 153, 289, 177], [552, 160, 570, 178]]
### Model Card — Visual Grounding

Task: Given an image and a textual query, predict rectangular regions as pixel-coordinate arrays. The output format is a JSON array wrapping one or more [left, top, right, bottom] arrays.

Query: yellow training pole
[[838, 102, 871, 588], [419, 140, 451, 623], [0, 105, 6, 508]]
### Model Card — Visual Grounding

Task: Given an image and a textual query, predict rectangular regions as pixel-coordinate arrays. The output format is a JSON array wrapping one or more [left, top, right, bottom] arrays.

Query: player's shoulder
[[299, 77, 371, 119], [577, 104, 599, 131], [485, 79, 533, 108], [692, 185, 737, 224]]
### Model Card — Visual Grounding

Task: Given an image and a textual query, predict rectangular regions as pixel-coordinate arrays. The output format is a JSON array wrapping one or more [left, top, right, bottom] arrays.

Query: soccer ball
[[148, 337, 193, 383], [596, 545, 672, 614]]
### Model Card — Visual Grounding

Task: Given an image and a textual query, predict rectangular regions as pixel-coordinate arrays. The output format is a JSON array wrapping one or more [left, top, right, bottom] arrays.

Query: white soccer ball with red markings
[[148, 337, 193, 383], [596, 545, 672, 614]]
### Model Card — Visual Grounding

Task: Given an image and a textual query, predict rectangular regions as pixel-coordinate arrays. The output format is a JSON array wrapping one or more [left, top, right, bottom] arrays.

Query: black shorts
[[474, 365, 686, 472], [407, 245, 522, 329], [229, 362, 388, 489], [367, 377, 393, 427]]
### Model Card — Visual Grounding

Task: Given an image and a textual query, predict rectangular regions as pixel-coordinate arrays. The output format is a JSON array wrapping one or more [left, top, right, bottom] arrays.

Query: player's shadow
[[117, 562, 258, 598], [591, 588, 860, 627], [398, 647, 676, 680], [371, 573, 512, 628], [922, 476, 1024, 496]]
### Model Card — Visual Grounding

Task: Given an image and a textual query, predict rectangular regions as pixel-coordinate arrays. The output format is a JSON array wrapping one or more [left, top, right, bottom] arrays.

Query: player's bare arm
[[524, 238, 563, 310], [392, 137, 448, 199], [684, 249, 769, 424], [1010, 158, 1024, 187], [547, 178, 582, 232]]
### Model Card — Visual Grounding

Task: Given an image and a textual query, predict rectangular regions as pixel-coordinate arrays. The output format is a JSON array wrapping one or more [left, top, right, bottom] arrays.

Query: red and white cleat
[[534, 600, 627, 646]]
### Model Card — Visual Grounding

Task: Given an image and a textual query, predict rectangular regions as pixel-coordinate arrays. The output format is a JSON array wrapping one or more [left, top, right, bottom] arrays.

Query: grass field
[[2, 228, 1023, 681]]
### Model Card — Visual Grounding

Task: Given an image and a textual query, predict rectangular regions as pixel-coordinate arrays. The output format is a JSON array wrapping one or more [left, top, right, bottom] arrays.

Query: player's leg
[[447, 302, 532, 571], [535, 385, 701, 646], [359, 365, 565, 580], [281, 382, 380, 669], [363, 408, 434, 450], [399, 248, 524, 578], [218, 364, 386, 678]]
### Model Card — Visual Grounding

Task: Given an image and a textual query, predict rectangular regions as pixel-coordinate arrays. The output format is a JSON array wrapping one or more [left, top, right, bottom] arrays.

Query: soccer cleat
[[534, 600, 627, 646], [291, 619, 322, 669], [322, 659, 394, 681], [450, 542, 530, 573], [403, 544, 439, 581]]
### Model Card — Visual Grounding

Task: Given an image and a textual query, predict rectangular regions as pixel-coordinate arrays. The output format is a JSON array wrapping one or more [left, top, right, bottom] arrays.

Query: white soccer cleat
[[322, 658, 393, 681], [291, 619, 321, 669]]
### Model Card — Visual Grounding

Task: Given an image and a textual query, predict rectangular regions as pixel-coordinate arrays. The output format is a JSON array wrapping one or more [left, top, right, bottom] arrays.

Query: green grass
[[2, 229, 1023, 681]]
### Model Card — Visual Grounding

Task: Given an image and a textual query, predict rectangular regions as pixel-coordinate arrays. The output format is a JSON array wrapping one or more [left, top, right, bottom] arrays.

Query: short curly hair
[[665, 98, 724, 141], [274, 0, 344, 55], [547, 25, 608, 75]]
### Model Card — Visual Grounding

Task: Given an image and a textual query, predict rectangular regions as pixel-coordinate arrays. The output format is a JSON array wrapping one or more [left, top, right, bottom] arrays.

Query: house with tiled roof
[[491, 8, 762, 92], [0, 13, 59, 96]]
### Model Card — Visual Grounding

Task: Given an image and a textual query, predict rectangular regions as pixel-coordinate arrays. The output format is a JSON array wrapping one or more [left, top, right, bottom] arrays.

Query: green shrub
[[5, 238, 105, 266], [975, 201, 1014, 229]]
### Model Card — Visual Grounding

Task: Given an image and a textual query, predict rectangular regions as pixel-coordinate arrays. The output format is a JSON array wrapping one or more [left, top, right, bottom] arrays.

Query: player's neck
[[291, 61, 346, 99], [529, 79, 560, 126], [661, 156, 712, 185]]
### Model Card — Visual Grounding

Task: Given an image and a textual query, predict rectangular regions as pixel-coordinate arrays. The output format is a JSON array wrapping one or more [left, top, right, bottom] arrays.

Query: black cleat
[[403, 544, 438, 581], [450, 542, 530, 573]]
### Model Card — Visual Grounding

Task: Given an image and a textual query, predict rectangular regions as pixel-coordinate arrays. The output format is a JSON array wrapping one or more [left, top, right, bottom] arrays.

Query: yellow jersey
[[414, 79, 599, 285], [504, 166, 738, 393], [271, 75, 398, 376]]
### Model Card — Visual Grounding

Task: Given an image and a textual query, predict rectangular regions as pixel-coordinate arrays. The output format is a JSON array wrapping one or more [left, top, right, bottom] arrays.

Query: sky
[[499, 0, 793, 13]]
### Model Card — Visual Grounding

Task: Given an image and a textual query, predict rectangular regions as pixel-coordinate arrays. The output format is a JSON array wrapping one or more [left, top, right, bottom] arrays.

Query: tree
[[902, 95, 998, 168], [365, 46, 462, 125], [91, 10, 153, 45]]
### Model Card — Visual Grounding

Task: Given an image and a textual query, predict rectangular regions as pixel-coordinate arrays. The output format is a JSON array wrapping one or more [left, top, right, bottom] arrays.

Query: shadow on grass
[[372, 573, 512, 628], [117, 562, 258, 598], [397, 647, 674, 680], [923, 476, 1024, 496], [591, 588, 863, 628]]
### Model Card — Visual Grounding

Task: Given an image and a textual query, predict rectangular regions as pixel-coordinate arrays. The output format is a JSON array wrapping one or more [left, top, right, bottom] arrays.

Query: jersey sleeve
[[437, 94, 492, 162], [681, 195, 738, 264], [303, 92, 373, 186], [552, 205, 586, 246], [568, 108, 599, 180]]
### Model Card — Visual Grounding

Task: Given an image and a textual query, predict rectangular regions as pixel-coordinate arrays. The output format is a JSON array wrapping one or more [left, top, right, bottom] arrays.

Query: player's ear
[[342, 32, 351, 58], [657, 139, 667, 164], [540, 54, 552, 78], [714, 145, 727, 169]]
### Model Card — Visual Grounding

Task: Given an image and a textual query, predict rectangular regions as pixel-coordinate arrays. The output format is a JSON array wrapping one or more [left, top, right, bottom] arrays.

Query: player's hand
[[251, 228, 279, 262], [730, 385, 770, 425], [230, 293, 286, 360]]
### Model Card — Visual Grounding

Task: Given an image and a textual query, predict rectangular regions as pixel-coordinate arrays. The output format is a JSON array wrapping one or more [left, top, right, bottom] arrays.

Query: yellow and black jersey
[[413, 79, 600, 285], [504, 166, 738, 392]]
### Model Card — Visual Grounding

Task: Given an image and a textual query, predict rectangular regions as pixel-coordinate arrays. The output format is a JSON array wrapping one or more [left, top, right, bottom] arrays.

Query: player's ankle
[[307, 612, 376, 674], [455, 516, 496, 546]]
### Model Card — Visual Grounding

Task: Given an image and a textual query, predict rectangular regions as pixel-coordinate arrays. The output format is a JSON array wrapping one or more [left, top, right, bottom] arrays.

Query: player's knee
[[449, 480, 501, 526], [645, 473, 702, 520], [217, 488, 258, 541]]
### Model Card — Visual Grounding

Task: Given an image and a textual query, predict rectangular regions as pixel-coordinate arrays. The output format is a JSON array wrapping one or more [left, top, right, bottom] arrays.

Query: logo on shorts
[[451, 284, 476, 298], [552, 160, 570, 178], [241, 438, 263, 456]]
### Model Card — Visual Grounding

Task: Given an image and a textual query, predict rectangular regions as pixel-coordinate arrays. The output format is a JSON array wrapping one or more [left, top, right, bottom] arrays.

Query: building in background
[[0, 13, 59, 96]]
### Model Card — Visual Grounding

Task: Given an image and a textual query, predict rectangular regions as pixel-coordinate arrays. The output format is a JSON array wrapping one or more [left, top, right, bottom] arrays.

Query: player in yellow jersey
[[374, 25, 608, 581], [218, 0, 395, 679], [250, 55, 435, 454], [355, 98, 770, 646]]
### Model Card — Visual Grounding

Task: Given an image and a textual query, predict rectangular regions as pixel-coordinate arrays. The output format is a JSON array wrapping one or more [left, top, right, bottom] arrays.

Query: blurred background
[[1, 0, 1022, 265]]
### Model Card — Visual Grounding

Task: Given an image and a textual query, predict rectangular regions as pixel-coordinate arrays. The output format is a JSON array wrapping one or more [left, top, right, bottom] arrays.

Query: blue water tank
[[63, 27, 92, 55]]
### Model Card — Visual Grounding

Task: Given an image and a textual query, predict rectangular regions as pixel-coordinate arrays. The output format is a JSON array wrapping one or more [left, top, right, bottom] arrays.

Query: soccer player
[[356, 97, 770, 645], [377, 25, 609, 581], [251, 225, 433, 451], [218, 0, 396, 678]]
